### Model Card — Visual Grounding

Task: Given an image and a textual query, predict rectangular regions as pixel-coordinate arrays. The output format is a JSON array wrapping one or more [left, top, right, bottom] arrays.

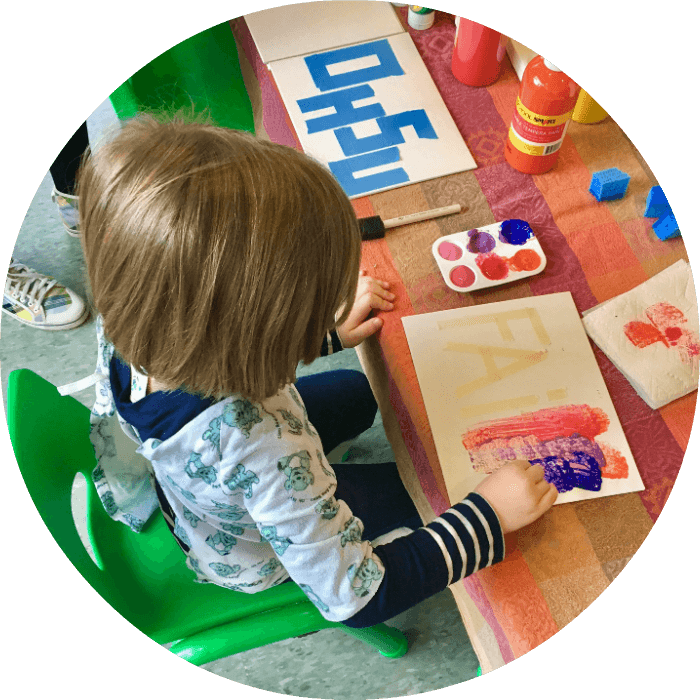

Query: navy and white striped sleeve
[[342, 492, 504, 628], [320, 329, 344, 356]]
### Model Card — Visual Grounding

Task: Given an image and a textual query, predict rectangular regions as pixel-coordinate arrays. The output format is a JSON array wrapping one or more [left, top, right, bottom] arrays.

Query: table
[[235, 10, 694, 672]]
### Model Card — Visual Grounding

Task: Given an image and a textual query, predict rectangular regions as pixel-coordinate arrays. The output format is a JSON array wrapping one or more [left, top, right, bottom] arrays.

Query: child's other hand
[[336, 271, 395, 348]]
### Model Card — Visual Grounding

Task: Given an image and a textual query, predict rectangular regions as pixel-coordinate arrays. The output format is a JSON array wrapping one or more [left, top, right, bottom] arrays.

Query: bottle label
[[508, 96, 573, 156]]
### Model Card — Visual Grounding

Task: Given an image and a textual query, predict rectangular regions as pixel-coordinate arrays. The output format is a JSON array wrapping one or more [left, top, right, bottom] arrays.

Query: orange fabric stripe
[[361, 238, 450, 502]]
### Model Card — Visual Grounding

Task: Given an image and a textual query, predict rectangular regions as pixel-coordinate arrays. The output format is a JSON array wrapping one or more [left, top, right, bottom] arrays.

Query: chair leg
[[339, 622, 408, 658]]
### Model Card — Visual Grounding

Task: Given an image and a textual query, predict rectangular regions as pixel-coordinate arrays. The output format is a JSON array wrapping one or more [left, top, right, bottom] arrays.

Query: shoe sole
[[2, 305, 90, 331]]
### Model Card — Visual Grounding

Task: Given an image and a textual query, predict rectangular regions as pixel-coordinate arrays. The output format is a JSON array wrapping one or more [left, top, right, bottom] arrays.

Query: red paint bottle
[[504, 56, 580, 174], [452, 18, 507, 87]]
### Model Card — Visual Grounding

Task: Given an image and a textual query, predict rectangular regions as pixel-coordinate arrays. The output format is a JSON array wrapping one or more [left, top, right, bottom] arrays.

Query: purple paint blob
[[499, 219, 533, 246], [467, 229, 496, 254]]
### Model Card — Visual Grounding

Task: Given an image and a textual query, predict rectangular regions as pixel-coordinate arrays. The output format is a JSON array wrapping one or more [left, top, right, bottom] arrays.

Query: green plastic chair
[[6, 368, 408, 665], [109, 21, 255, 133]]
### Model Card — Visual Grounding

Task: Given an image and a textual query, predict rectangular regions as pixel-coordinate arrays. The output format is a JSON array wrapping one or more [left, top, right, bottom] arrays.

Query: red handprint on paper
[[624, 302, 700, 365]]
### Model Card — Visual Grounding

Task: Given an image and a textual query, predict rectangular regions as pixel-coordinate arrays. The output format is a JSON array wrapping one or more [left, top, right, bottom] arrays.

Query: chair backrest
[[109, 21, 255, 134], [6, 368, 133, 611], [6, 369, 311, 644]]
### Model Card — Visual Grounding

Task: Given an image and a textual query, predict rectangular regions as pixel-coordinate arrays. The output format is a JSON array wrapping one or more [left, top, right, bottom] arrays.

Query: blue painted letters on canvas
[[334, 109, 438, 156], [329, 147, 409, 197], [295, 39, 438, 197], [304, 39, 404, 91], [297, 85, 386, 134]]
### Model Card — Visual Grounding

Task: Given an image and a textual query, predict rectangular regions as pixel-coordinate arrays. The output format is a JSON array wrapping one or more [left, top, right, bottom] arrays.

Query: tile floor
[[1, 98, 481, 699]]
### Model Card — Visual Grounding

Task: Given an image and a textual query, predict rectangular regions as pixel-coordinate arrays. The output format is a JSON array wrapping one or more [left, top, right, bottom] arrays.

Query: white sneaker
[[3, 259, 89, 330], [51, 187, 80, 236]]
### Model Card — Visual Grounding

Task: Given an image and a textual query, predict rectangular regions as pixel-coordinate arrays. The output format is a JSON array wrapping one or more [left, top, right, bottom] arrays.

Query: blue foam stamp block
[[589, 168, 631, 201], [644, 185, 671, 218], [652, 210, 680, 240]]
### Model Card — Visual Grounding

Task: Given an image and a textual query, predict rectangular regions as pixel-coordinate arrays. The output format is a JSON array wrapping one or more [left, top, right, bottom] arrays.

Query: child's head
[[79, 114, 361, 401]]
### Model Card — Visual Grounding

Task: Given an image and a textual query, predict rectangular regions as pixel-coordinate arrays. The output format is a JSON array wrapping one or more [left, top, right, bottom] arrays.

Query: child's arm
[[319, 273, 393, 354], [340, 491, 503, 628], [335, 272, 394, 348], [341, 461, 556, 628], [238, 402, 555, 627]]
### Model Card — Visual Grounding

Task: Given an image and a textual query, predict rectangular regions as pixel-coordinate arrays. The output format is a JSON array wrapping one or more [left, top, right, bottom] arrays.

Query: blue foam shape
[[652, 210, 680, 240], [589, 168, 631, 201], [644, 185, 671, 218]]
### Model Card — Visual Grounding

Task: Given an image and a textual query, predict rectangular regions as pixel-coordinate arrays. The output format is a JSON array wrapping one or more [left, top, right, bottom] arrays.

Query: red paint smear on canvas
[[624, 301, 700, 364], [463, 404, 609, 449], [598, 442, 629, 479], [462, 404, 630, 487]]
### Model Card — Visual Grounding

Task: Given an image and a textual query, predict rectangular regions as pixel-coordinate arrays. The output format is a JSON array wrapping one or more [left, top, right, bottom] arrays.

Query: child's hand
[[474, 460, 558, 534], [336, 271, 395, 348]]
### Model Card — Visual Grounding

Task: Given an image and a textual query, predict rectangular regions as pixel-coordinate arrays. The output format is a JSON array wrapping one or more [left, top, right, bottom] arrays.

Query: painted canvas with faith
[[269, 32, 477, 198], [403, 293, 644, 505]]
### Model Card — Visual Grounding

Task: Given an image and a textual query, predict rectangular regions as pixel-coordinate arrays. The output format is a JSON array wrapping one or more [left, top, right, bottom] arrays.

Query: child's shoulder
[[164, 384, 318, 461]]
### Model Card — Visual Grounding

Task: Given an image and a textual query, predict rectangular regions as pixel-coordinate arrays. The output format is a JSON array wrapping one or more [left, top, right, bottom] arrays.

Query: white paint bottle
[[408, 6, 435, 30]]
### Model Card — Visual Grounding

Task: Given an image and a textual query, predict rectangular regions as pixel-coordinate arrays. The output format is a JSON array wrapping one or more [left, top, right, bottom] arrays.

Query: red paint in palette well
[[466, 247, 541, 283], [438, 241, 463, 261], [508, 249, 541, 272], [450, 265, 476, 288], [476, 252, 509, 280]]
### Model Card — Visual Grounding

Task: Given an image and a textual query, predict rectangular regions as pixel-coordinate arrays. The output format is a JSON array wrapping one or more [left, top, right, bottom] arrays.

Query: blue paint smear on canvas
[[530, 451, 602, 493]]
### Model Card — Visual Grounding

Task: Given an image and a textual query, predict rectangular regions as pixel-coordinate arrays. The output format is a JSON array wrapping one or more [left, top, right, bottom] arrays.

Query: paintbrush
[[359, 204, 462, 240]]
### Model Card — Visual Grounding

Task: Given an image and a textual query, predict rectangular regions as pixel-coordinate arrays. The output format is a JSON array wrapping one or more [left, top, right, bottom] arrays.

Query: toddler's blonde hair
[[79, 114, 361, 402]]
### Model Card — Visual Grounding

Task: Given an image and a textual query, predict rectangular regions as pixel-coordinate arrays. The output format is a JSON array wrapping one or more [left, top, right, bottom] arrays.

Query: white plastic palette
[[432, 219, 547, 292]]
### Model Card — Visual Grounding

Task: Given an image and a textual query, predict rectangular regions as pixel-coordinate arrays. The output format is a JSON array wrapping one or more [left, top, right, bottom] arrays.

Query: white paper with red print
[[582, 260, 699, 409]]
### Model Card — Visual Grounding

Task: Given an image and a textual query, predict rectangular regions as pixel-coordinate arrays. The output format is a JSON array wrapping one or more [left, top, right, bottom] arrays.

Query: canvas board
[[402, 293, 644, 505], [244, 1, 405, 63], [269, 32, 477, 199]]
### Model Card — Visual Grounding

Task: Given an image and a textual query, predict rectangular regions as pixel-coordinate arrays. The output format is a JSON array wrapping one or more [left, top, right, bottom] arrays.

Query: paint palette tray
[[432, 219, 546, 292]]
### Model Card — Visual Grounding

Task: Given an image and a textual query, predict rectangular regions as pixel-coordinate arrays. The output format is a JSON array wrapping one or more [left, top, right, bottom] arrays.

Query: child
[[78, 115, 557, 627]]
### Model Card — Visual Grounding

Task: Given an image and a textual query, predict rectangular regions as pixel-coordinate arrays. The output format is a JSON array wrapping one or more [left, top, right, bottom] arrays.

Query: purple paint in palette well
[[467, 229, 496, 253], [433, 218, 547, 294], [499, 219, 533, 246]]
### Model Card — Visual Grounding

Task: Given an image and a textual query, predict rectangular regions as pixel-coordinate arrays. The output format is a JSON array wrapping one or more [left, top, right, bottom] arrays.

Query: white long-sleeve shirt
[[89, 317, 505, 626]]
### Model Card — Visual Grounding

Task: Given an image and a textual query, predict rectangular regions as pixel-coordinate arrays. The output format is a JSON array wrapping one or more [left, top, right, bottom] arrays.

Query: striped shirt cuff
[[320, 329, 344, 356], [422, 492, 505, 585]]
